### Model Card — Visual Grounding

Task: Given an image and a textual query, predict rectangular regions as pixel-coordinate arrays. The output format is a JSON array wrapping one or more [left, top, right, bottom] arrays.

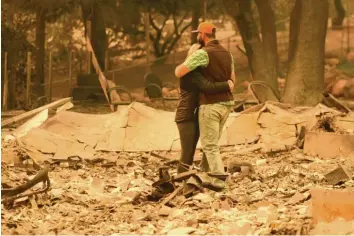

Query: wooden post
[[69, 50, 73, 95], [86, 21, 92, 74], [2, 52, 8, 110], [48, 51, 52, 102], [145, 7, 150, 72], [26, 52, 32, 108]]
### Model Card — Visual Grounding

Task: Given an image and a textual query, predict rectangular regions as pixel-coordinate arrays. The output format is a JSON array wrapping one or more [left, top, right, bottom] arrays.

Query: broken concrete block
[[256, 206, 278, 224], [193, 193, 214, 203], [220, 199, 231, 210], [167, 227, 196, 235], [297, 205, 310, 217], [218, 220, 252, 235], [310, 218, 354, 235], [304, 132, 354, 159], [325, 165, 352, 185], [122, 191, 141, 201], [211, 201, 221, 210], [253, 200, 274, 208], [311, 188, 354, 224], [256, 159, 267, 166], [186, 219, 198, 227], [276, 206, 288, 213], [170, 209, 186, 219], [132, 210, 146, 222], [158, 206, 173, 216], [287, 192, 309, 205], [50, 188, 64, 199]]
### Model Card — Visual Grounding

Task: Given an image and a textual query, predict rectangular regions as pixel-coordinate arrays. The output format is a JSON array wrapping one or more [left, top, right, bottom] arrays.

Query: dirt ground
[[1, 143, 353, 235]]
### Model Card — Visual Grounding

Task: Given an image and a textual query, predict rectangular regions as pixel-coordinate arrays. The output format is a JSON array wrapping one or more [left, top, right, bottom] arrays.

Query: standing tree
[[34, 6, 47, 97], [223, 0, 279, 92], [81, 0, 108, 72], [281, 0, 329, 106]]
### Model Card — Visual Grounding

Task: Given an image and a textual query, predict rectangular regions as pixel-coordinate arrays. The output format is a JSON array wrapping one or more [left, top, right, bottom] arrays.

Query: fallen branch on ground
[[160, 185, 183, 207], [1, 167, 50, 203]]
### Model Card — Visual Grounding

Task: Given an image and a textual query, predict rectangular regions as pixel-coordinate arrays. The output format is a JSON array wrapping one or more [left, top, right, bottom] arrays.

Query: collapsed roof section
[[11, 102, 354, 163]]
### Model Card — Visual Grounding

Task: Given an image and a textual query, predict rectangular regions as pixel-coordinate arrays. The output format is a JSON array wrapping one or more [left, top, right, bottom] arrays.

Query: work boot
[[208, 172, 229, 181], [197, 172, 226, 192], [208, 177, 226, 192]]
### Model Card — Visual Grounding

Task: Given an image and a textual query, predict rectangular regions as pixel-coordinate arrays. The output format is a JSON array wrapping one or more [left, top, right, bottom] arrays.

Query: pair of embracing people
[[174, 22, 236, 190]]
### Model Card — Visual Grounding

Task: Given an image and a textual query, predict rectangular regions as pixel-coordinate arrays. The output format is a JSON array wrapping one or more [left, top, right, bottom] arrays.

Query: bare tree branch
[[149, 11, 160, 32], [156, 14, 170, 43], [165, 21, 192, 55], [146, 4, 192, 58], [149, 11, 172, 57], [172, 12, 179, 36]]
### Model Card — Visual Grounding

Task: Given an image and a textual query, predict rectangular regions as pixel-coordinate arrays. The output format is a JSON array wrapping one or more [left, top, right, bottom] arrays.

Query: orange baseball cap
[[191, 22, 216, 34]]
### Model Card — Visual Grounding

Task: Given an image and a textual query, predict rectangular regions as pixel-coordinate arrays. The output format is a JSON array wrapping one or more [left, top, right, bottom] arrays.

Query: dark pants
[[176, 119, 200, 173]]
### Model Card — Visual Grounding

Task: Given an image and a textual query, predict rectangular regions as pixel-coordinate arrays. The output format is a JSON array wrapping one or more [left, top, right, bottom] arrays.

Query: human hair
[[205, 28, 216, 39]]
